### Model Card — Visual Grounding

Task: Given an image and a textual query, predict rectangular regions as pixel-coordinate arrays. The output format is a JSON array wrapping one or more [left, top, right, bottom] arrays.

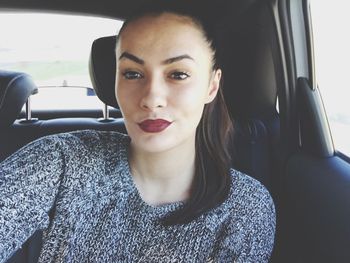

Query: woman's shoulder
[[53, 129, 129, 146], [205, 170, 276, 261], [12, 130, 130, 169], [229, 168, 274, 207], [20, 129, 128, 148], [219, 168, 276, 223], [31, 129, 129, 155]]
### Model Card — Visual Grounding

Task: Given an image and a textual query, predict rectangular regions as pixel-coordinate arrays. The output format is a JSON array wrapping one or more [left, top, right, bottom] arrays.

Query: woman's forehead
[[122, 12, 199, 34], [117, 14, 210, 61]]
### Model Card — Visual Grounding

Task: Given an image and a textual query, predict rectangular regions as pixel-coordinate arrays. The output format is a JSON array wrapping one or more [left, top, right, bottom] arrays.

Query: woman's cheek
[[117, 81, 137, 104], [172, 83, 207, 109]]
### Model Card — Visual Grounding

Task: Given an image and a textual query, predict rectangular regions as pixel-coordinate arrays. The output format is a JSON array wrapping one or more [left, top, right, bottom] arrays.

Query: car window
[[0, 13, 122, 110], [311, 1, 350, 156]]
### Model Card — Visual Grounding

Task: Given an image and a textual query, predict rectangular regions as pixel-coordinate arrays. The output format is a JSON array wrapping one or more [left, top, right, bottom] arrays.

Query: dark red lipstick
[[138, 119, 172, 133]]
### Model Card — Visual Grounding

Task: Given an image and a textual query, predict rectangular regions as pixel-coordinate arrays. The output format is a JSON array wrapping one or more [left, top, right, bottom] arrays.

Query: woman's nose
[[140, 77, 167, 110]]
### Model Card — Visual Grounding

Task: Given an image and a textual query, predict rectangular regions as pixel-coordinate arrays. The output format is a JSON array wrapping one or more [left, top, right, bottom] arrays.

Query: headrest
[[0, 70, 38, 127], [89, 35, 119, 108]]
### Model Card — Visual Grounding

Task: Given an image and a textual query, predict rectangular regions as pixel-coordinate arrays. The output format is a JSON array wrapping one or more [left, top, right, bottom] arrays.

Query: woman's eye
[[122, 71, 143, 80], [170, 71, 190, 80]]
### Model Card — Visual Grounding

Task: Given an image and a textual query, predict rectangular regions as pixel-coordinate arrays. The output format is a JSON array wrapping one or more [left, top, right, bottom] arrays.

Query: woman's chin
[[131, 135, 178, 154], [127, 124, 195, 154]]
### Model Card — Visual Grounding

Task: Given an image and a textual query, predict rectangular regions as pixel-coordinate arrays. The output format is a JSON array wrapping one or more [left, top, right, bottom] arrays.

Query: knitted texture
[[0, 130, 276, 262]]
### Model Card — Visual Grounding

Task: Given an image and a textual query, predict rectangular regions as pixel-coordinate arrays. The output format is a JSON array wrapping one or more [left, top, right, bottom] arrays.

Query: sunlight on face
[[115, 13, 221, 154]]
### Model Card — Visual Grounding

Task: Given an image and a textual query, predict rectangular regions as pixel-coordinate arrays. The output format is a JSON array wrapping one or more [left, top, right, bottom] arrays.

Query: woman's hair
[[119, 0, 234, 225]]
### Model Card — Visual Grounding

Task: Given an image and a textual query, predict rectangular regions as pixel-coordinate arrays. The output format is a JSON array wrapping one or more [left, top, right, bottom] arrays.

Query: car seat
[[0, 70, 38, 161]]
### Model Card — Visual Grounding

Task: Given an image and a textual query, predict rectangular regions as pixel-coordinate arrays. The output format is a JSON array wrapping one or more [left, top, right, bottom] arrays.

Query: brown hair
[[119, 0, 234, 225]]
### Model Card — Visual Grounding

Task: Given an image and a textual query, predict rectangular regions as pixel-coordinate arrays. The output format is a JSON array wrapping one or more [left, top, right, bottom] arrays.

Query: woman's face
[[116, 13, 221, 154]]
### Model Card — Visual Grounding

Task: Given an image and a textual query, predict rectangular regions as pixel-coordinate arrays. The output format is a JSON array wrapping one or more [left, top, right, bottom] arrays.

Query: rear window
[[311, 1, 350, 155], [0, 13, 122, 110]]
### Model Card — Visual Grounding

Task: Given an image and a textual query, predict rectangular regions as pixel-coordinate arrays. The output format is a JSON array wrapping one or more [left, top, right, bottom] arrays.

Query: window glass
[[311, 1, 350, 155], [0, 13, 122, 110]]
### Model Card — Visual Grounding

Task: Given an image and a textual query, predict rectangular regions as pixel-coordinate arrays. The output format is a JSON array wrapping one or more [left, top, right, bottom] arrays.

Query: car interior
[[1, 0, 350, 262]]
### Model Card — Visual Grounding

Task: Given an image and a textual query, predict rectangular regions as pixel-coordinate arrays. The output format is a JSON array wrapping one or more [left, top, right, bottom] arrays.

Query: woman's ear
[[205, 69, 222, 104]]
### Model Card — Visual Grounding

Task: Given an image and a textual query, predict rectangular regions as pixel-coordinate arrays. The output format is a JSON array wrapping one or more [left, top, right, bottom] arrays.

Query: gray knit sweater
[[0, 130, 275, 263]]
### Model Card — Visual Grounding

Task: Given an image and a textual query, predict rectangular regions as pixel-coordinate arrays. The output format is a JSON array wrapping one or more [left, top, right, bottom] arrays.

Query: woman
[[0, 1, 275, 262]]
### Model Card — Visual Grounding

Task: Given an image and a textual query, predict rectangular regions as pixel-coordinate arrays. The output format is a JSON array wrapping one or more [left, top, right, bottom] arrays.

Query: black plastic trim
[[302, 0, 316, 90], [298, 77, 334, 157], [277, 0, 299, 155]]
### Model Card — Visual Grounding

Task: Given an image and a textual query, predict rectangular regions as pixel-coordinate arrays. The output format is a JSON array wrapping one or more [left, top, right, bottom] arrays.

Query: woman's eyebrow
[[119, 52, 194, 65], [119, 52, 144, 65], [162, 54, 195, 64]]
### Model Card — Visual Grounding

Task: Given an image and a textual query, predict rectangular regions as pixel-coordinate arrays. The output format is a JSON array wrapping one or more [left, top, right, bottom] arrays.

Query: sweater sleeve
[[0, 135, 66, 262], [214, 187, 276, 263]]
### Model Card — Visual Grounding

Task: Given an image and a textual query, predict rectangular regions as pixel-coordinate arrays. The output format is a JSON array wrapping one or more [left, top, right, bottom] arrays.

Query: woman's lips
[[138, 119, 172, 133]]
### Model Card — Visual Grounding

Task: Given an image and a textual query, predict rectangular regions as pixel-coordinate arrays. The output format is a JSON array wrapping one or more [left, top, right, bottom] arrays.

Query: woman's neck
[[129, 138, 196, 206]]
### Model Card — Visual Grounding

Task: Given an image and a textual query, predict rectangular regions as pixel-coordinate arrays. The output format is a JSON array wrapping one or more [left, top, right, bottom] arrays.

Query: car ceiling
[[0, 0, 259, 20], [0, 0, 140, 19]]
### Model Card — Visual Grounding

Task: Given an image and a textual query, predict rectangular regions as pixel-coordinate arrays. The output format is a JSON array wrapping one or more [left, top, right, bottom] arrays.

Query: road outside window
[[0, 13, 122, 110], [311, 1, 350, 156]]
